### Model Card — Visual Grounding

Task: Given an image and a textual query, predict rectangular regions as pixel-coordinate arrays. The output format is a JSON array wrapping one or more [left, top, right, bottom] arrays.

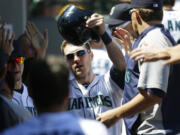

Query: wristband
[[100, 31, 112, 46]]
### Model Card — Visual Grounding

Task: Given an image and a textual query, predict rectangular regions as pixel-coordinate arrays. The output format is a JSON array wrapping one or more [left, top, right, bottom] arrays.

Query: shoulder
[[141, 28, 173, 48]]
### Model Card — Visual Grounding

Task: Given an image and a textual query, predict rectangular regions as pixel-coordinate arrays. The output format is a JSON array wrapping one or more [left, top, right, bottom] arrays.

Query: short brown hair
[[28, 56, 69, 112], [60, 40, 91, 56], [137, 8, 163, 22]]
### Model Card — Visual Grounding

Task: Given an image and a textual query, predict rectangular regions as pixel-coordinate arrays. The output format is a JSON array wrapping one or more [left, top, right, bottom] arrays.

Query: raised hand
[[0, 23, 15, 56], [113, 28, 133, 55], [25, 22, 48, 59], [86, 13, 105, 35]]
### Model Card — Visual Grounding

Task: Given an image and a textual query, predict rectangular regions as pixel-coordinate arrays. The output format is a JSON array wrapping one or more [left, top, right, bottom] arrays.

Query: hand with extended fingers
[[113, 28, 133, 55], [0, 23, 15, 56], [25, 22, 48, 59]]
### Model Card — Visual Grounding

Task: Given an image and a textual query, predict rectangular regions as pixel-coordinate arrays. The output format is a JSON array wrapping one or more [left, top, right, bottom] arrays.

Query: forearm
[[112, 90, 162, 120], [105, 40, 126, 71], [162, 44, 180, 65], [167, 45, 180, 61]]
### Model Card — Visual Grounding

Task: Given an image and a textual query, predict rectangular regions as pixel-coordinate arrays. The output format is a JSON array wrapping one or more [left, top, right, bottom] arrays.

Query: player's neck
[[14, 79, 22, 90], [138, 21, 161, 35]]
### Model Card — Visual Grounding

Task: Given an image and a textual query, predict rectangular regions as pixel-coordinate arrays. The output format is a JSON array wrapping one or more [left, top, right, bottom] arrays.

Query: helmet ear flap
[[57, 5, 100, 46]]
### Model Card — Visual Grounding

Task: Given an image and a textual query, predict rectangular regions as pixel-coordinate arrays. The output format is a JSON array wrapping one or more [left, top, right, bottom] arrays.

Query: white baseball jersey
[[92, 49, 112, 76], [68, 71, 123, 135], [1, 112, 108, 135], [162, 9, 180, 43], [12, 83, 37, 116]]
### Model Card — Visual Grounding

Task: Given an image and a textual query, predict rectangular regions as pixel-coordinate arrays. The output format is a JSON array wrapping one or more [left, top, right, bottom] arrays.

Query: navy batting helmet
[[57, 5, 100, 45]]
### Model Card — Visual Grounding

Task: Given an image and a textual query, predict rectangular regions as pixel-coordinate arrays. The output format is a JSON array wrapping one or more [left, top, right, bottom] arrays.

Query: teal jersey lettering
[[125, 70, 131, 83], [68, 95, 113, 110]]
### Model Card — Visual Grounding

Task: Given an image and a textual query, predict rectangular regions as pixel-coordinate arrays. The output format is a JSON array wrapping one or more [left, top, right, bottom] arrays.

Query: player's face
[[7, 57, 24, 82], [64, 43, 93, 79]]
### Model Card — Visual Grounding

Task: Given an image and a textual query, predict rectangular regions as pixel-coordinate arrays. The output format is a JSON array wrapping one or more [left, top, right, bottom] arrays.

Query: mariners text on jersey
[[68, 94, 112, 110]]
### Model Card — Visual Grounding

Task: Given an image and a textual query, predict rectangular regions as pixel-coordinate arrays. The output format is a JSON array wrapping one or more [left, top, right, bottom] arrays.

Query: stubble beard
[[74, 69, 91, 81]]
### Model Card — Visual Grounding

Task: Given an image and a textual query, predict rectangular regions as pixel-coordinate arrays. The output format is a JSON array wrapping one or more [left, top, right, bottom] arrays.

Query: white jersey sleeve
[[12, 83, 37, 116], [137, 28, 172, 92]]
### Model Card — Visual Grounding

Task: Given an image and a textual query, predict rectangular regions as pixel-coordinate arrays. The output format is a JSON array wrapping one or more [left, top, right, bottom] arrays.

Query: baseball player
[[97, 0, 180, 134], [7, 40, 37, 116], [1, 56, 108, 135], [0, 24, 32, 132], [58, 5, 126, 135]]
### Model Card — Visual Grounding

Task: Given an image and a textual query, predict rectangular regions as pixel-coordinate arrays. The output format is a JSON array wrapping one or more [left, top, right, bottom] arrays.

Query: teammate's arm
[[161, 45, 180, 65], [130, 43, 180, 65], [96, 89, 162, 128]]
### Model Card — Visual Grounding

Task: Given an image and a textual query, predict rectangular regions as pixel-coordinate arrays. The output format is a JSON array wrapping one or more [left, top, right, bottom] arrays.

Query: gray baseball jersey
[[12, 83, 37, 116], [68, 71, 123, 135]]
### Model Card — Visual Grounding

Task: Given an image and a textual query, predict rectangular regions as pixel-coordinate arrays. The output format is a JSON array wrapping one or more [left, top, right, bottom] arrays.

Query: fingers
[[26, 22, 39, 38], [86, 13, 104, 28], [5, 29, 10, 43], [113, 30, 124, 40], [86, 18, 104, 28], [31, 23, 40, 35], [9, 33, 15, 46], [8, 33, 15, 55], [25, 30, 31, 42], [26, 22, 33, 36], [2, 28, 5, 46], [114, 28, 130, 38], [96, 117, 100, 121], [114, 37, 124, 46], [130, 48, 142, 59]]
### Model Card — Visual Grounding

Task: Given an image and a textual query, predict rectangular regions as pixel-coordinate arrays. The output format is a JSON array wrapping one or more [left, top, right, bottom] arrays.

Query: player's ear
[[135, 11, 142, 25]]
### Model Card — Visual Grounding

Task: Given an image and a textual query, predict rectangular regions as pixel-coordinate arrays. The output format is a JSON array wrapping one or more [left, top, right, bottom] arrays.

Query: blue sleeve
[[0, 49, 9, 70], [146, 88, 165, 98], [110, 66, 125, 89]]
